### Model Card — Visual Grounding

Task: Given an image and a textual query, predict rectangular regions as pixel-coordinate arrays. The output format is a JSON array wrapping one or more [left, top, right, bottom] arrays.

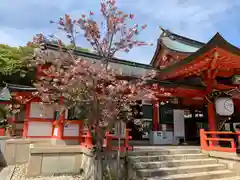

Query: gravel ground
[[10, 164, 84, 180]]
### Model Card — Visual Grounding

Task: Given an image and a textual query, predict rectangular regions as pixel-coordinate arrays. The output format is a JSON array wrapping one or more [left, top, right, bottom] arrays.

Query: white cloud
[[0, 0, 239, 64], [121, 0, 240, 41]]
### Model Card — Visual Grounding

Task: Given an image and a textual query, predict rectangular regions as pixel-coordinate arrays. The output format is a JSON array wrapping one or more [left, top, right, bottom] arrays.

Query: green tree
[[0, 42, 89, 86], [0, 44, 36, 86], [0, 44, 34, 75]]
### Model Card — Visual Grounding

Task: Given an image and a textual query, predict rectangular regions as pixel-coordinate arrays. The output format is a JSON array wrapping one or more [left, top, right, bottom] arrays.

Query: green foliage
[[0, 106, 7, 119], [0, 44, 34, 75], [0, 106, 9, 128], [0, 42, 89, 86]]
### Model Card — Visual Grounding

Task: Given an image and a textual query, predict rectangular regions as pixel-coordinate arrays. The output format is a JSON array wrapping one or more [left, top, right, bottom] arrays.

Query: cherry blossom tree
[[49, 0, 152, 62], [27, 0, 157, 179]]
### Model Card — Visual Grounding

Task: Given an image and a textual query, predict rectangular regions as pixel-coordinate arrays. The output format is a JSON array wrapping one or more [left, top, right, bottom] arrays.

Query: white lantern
[[215, 97, 234, 116]]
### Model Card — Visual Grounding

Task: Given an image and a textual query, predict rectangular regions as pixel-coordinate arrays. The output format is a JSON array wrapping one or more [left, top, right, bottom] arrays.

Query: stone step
[[211, 176, 240, 180], [0, 166, 15, 180], [133, 146, 199, 150], [129, 153, 209, 162], [146, 170, 235, 180], [133, 158, 218, 169], [129, 149, 201, 156], [138, 164, 227, 177]]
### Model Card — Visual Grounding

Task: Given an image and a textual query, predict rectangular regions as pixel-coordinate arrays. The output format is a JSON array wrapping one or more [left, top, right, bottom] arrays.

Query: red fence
[[200, 129, 240, 152], [81, 128, 133, 152]]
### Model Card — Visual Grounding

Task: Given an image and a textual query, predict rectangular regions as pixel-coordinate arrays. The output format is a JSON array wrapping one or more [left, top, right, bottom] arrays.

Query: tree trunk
[[95, 143, 103, 180], [116, 135, 121, 180], [124, 152, 129, 180], [5, 127, 12, 137], [116, 121, 122, 180]]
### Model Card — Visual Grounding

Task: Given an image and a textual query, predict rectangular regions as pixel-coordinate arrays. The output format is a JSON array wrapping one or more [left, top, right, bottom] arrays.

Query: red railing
[[200, 129, 240, 152], [104, 129, 133, 151], [81, 128, 133, 152]]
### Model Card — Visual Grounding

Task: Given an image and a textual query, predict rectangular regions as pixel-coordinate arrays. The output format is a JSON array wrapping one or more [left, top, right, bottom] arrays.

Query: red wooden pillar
[[56, 97, 64, 140], [208, 102, 218, 146], [208, 102, 216, 131], [23, 102, 31, 138], [79, 122, 83, 143], [153, 100, 159, 131]]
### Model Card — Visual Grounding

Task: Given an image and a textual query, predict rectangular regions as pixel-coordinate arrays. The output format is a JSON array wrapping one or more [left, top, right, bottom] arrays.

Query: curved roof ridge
[[160, 28, 205, 47], [161, 32, 240, 73], [151, 28, 206, 65]]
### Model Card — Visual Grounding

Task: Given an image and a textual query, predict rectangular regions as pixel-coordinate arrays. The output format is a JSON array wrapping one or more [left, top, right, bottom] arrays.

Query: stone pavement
[[0, 164, 84, 180], [0, 166, 15, 180]]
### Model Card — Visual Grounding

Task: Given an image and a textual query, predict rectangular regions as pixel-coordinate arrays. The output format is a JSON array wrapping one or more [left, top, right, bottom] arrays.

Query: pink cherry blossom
[[24, 3, 160, 171]]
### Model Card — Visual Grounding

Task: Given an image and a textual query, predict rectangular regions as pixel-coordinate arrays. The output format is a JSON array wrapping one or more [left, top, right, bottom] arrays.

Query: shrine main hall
[[1, 28, 240, 146]]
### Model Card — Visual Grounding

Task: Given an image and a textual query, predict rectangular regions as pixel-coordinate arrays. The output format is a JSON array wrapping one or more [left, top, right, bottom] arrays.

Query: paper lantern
[[215, 97, 234, 116]]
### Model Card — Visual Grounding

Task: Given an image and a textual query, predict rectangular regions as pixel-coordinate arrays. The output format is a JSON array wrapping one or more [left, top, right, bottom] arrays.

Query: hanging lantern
[[215, 97, 234, 116]]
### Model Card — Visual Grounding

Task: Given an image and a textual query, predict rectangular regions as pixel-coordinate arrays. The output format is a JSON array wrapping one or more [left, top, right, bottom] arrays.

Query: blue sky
[[0, 0, 240, 64]]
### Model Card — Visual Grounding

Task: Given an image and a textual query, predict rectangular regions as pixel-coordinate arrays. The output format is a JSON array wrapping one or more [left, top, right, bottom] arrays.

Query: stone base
[[3, 138, 51, 166], [26, 145, 94, 179], [50, 139, 79, 145]]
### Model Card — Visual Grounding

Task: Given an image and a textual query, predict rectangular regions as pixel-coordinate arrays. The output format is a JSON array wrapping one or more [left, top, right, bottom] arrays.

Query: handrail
[[81, 128, 133, 152], [105, 129, 133, 151], [200, 129, 239, 152]]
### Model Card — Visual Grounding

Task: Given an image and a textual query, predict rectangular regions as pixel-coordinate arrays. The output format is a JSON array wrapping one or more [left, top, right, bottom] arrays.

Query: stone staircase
[[128, 147, 240, 180]]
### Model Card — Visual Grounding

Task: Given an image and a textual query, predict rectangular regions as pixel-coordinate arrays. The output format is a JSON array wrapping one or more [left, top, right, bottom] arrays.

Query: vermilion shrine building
[[1, 29, 240, 146]]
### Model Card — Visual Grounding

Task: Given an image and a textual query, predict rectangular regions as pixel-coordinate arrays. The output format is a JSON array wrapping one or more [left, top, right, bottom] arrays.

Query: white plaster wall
[[63, 124, 79, 137], [28, 121, 52, 137], [30, 102, 55, 119], [173, 110, 185, 143]]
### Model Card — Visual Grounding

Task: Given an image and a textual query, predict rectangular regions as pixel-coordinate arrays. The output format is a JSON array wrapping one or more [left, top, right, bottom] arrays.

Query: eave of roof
[[161, 36, 201, 53], [147, 79, 205, 90], [168, 76, 205, 88], [45, 42, 156, 70], [166, 31, 205, 47], [4, 82, 36, 91], [2, 79, 204, 94], [161, 33, 240, 73], [151, 38, 163, 66]]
